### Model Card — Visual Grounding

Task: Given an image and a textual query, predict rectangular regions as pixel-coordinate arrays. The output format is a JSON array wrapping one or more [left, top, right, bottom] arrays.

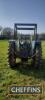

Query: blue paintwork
[[9, 40, 39, 58]]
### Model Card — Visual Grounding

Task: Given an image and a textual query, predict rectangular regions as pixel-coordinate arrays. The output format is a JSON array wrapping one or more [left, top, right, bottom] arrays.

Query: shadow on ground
[[12, 59, 45, 81]]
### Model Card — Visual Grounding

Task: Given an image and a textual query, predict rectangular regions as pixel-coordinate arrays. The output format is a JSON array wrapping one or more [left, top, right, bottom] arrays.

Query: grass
[[0, 40, 45, 100]]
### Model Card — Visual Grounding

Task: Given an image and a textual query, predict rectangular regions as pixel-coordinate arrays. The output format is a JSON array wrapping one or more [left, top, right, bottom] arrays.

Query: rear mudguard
[[35, 40, 41, 47]]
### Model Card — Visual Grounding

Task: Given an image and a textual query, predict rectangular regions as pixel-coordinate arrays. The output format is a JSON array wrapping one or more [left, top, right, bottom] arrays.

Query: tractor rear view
[[8, 23, 42, 69]]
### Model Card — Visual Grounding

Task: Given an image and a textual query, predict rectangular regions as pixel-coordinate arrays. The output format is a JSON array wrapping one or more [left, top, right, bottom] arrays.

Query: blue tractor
[[8, 23, 42, 68]]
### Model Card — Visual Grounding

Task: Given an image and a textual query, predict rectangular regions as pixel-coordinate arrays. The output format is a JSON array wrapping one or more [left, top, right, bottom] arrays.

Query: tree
[[2, 27, 13, 39]]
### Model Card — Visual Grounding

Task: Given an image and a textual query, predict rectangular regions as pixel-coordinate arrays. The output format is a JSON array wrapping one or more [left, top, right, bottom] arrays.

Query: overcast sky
[[0, 0, 45, 33]]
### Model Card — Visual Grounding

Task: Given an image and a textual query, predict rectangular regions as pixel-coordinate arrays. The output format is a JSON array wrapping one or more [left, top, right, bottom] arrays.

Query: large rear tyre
[[32, 43, 42, 69], [8, 41, 16, 68]]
